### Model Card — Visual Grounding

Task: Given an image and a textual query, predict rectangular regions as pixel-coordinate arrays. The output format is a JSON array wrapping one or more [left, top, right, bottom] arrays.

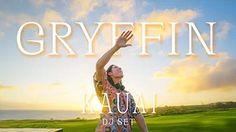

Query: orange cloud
[[154, 55, 236, 92], [42, 9, 64, 26]]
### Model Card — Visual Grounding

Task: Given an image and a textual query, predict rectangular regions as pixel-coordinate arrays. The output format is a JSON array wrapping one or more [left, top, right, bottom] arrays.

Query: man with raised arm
[[93, 30, 148, 132]]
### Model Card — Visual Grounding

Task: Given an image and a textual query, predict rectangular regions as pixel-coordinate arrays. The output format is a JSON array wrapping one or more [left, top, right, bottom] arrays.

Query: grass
[[0, 108, 236, 132]]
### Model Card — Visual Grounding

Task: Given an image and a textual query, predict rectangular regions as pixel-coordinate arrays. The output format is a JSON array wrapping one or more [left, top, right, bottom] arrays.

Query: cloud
[[97, 8, 198, 55], [70, 0, 102, 20], [191, 21, 231, 48], [135, 9, 198, 45], [196, 21, 231, 42], [0, 83, 16, 90], [142, 0, 149, 7], [0, 8, 64, 28], [0, 12, 36, 27], [106, 0, 135, 14], [97, 0, 135, 53], [100, 12, 122, 22], [154, 54, 236, 92], [28, 82, 63, 90], [42, 9, 64, 26], [216, 21, 230, 40], [212, 52, 229, 59], [29, 0, 55, 7], [101, 0, 135, 22], [0, 31, 4, 39], [99, 12, 122, 49]]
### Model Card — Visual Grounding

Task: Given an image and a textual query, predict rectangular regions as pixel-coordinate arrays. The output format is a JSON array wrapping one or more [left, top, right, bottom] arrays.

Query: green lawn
[[1, 108, 236, 132]]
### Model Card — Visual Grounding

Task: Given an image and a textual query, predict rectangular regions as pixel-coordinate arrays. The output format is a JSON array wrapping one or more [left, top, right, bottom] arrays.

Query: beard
[[119, 72, 124, 78]]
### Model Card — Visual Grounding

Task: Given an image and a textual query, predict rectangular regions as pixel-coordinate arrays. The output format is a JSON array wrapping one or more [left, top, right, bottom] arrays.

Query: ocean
[[0, 110, 98, 120]]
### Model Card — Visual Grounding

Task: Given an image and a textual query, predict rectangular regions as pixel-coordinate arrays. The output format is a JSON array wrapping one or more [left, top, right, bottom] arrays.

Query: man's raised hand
[[115, 30, 133, 48]]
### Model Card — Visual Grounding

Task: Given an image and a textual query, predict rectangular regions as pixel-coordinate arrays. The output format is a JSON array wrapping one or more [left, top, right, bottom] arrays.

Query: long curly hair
[[107, 64, 125, 90]]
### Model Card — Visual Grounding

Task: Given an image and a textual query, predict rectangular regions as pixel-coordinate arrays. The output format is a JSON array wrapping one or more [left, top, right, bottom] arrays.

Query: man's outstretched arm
[[95, 30, 133, 81]]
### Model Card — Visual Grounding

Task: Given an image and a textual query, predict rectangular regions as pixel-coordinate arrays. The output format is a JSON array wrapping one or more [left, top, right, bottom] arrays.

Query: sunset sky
[[0, 0, 236, 111]]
